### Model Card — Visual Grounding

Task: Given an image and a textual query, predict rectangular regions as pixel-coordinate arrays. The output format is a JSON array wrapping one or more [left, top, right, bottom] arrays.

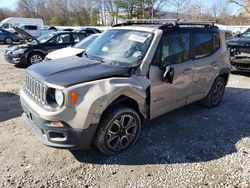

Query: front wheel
[[28, 52, 44, 65], [94, 106, 142, 155], [4, 37, 13, 44], [201, 77, 226, 108]]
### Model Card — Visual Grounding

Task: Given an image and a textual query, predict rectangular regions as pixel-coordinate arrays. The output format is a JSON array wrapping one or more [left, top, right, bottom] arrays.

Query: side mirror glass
[[161, 65, 174, 84]]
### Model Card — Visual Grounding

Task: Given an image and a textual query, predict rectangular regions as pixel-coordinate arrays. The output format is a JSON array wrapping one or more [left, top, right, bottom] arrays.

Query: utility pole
[[151, 0, 154, 19]]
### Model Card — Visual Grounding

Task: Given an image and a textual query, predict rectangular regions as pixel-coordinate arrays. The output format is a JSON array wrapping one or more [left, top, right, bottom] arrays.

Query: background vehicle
[[19, 25, 57, 38], [4, 27, 87, 66], [20, 20, 230, 155], [73, 27, 101, 36], [45, 33, 100, 60], [0, 17, 44, 29], [0, 29, 20, 44], [228, 28, 250, 72]]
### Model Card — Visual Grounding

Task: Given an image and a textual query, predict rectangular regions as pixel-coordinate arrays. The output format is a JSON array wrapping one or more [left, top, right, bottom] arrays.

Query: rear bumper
[[20, 97, 97, 150]]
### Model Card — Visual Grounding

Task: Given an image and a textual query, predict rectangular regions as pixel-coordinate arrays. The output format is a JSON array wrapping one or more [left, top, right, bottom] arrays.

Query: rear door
[[149, 31, 195, 119], [188, 31, 221, 103]]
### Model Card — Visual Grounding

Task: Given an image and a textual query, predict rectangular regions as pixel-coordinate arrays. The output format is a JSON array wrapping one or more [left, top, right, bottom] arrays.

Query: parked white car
[[0, 17, 44, 29], [45, 34, 100, 60], [18, 25, 57, 38]]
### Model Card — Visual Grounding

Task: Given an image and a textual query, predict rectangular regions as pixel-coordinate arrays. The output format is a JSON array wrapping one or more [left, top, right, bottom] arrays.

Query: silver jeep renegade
[[20, 20, 231, 155]]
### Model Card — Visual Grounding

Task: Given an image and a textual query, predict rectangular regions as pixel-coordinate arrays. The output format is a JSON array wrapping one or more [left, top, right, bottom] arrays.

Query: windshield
[[75, 34, 99, 49], [85, 29, 153, 66], [241, 28, 250, 38], [37, 33, 56, 43]]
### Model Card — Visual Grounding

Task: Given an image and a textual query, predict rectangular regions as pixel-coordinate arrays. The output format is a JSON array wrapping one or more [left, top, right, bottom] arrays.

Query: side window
[[2, 23, 10, 29], [72, 34, 86, 43], [152, 32, 190, 66], [49, 34, 71, 44], [86, 29, 95, 34], [194, 32, 213, 58], [27, 25, 38, 30], [20, 25, 27, 30], [213, 32, 220, 50]]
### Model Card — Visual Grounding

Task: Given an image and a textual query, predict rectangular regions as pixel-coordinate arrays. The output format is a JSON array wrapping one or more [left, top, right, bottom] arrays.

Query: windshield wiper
[[84, 52, 117, 65]]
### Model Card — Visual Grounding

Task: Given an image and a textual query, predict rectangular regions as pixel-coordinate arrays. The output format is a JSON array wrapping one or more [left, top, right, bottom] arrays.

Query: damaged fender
[[64, 75, 151, 129]]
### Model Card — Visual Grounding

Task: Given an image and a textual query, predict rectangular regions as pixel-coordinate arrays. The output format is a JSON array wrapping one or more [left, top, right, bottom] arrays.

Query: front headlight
[[55, 89, 64, 106], [12, 48, 26, 55]]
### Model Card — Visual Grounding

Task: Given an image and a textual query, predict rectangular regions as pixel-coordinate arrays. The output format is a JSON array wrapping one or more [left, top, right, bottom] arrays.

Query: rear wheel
[[28, 52, 44, 65], [94, 106, 141, 155], [4, 37, 13, 44], [201, 77, 226, 107]]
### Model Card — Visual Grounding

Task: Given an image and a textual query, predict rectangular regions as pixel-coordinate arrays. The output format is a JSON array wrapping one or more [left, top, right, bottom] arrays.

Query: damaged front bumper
[[229, 46, 250, 72], [20, 97, 97, 150]]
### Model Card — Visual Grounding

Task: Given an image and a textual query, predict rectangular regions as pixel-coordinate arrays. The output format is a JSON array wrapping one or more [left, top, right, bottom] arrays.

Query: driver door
[[149, 31, 195, 119]]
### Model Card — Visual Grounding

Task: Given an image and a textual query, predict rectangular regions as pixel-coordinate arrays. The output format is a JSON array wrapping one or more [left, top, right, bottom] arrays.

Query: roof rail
[[113, 19, 218, 29], [112, 19, 179, 27], [160, 20, 218, 29], [177, 20, 217, 26]]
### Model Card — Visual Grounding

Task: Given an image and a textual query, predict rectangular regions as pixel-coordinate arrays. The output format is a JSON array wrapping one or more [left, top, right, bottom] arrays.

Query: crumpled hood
[[228, 37, 250, 47], [46, 47, 85, 60], [27, 56, 131, 87]]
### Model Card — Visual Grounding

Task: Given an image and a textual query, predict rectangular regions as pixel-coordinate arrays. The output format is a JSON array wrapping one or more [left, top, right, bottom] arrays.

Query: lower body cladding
[[20, 99, 98, 150]]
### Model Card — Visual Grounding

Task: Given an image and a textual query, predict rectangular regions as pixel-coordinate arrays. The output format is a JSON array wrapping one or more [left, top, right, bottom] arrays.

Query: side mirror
[[234, 32, 241, 38], [161, 65, 174, 84]]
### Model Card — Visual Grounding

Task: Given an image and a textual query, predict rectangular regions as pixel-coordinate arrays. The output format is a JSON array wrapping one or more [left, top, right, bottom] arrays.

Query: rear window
[[194, 32, 213, 58]]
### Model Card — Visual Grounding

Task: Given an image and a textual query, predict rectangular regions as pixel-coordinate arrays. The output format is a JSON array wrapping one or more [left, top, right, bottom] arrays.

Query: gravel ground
[[0, 45, 249, 188]]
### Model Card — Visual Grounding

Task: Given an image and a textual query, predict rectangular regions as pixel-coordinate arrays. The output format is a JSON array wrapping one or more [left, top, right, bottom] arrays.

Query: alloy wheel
[[106, 114, 138, 152], [5, 38, 13, 44], [30, 54, 43, 64], [211, 80, 225, 105]]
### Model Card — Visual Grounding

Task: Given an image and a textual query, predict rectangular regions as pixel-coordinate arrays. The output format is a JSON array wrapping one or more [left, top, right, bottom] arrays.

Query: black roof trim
[[113, 19, 218, 30]]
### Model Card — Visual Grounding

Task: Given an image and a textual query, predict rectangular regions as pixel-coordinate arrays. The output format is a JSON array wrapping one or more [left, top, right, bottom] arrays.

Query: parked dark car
[[73, 28, 101, 36], [4, 27, 87, 66], [0, 29, 20, 44], [228, 28, 250, 72]]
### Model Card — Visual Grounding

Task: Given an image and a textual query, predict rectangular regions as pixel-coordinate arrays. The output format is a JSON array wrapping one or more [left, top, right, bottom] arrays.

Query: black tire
[[27, 52, 44, 65], [94, 106, 141, 156], [4, 37, 13, 44], [201, 77, 226, 108]]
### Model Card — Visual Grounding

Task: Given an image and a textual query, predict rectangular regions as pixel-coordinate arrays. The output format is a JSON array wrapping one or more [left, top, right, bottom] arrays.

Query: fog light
[[48, 121, 64, 127]]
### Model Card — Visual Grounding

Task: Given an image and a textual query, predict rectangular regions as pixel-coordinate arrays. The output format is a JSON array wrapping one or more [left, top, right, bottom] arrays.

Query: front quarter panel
[[63, 75, 151, 129]]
